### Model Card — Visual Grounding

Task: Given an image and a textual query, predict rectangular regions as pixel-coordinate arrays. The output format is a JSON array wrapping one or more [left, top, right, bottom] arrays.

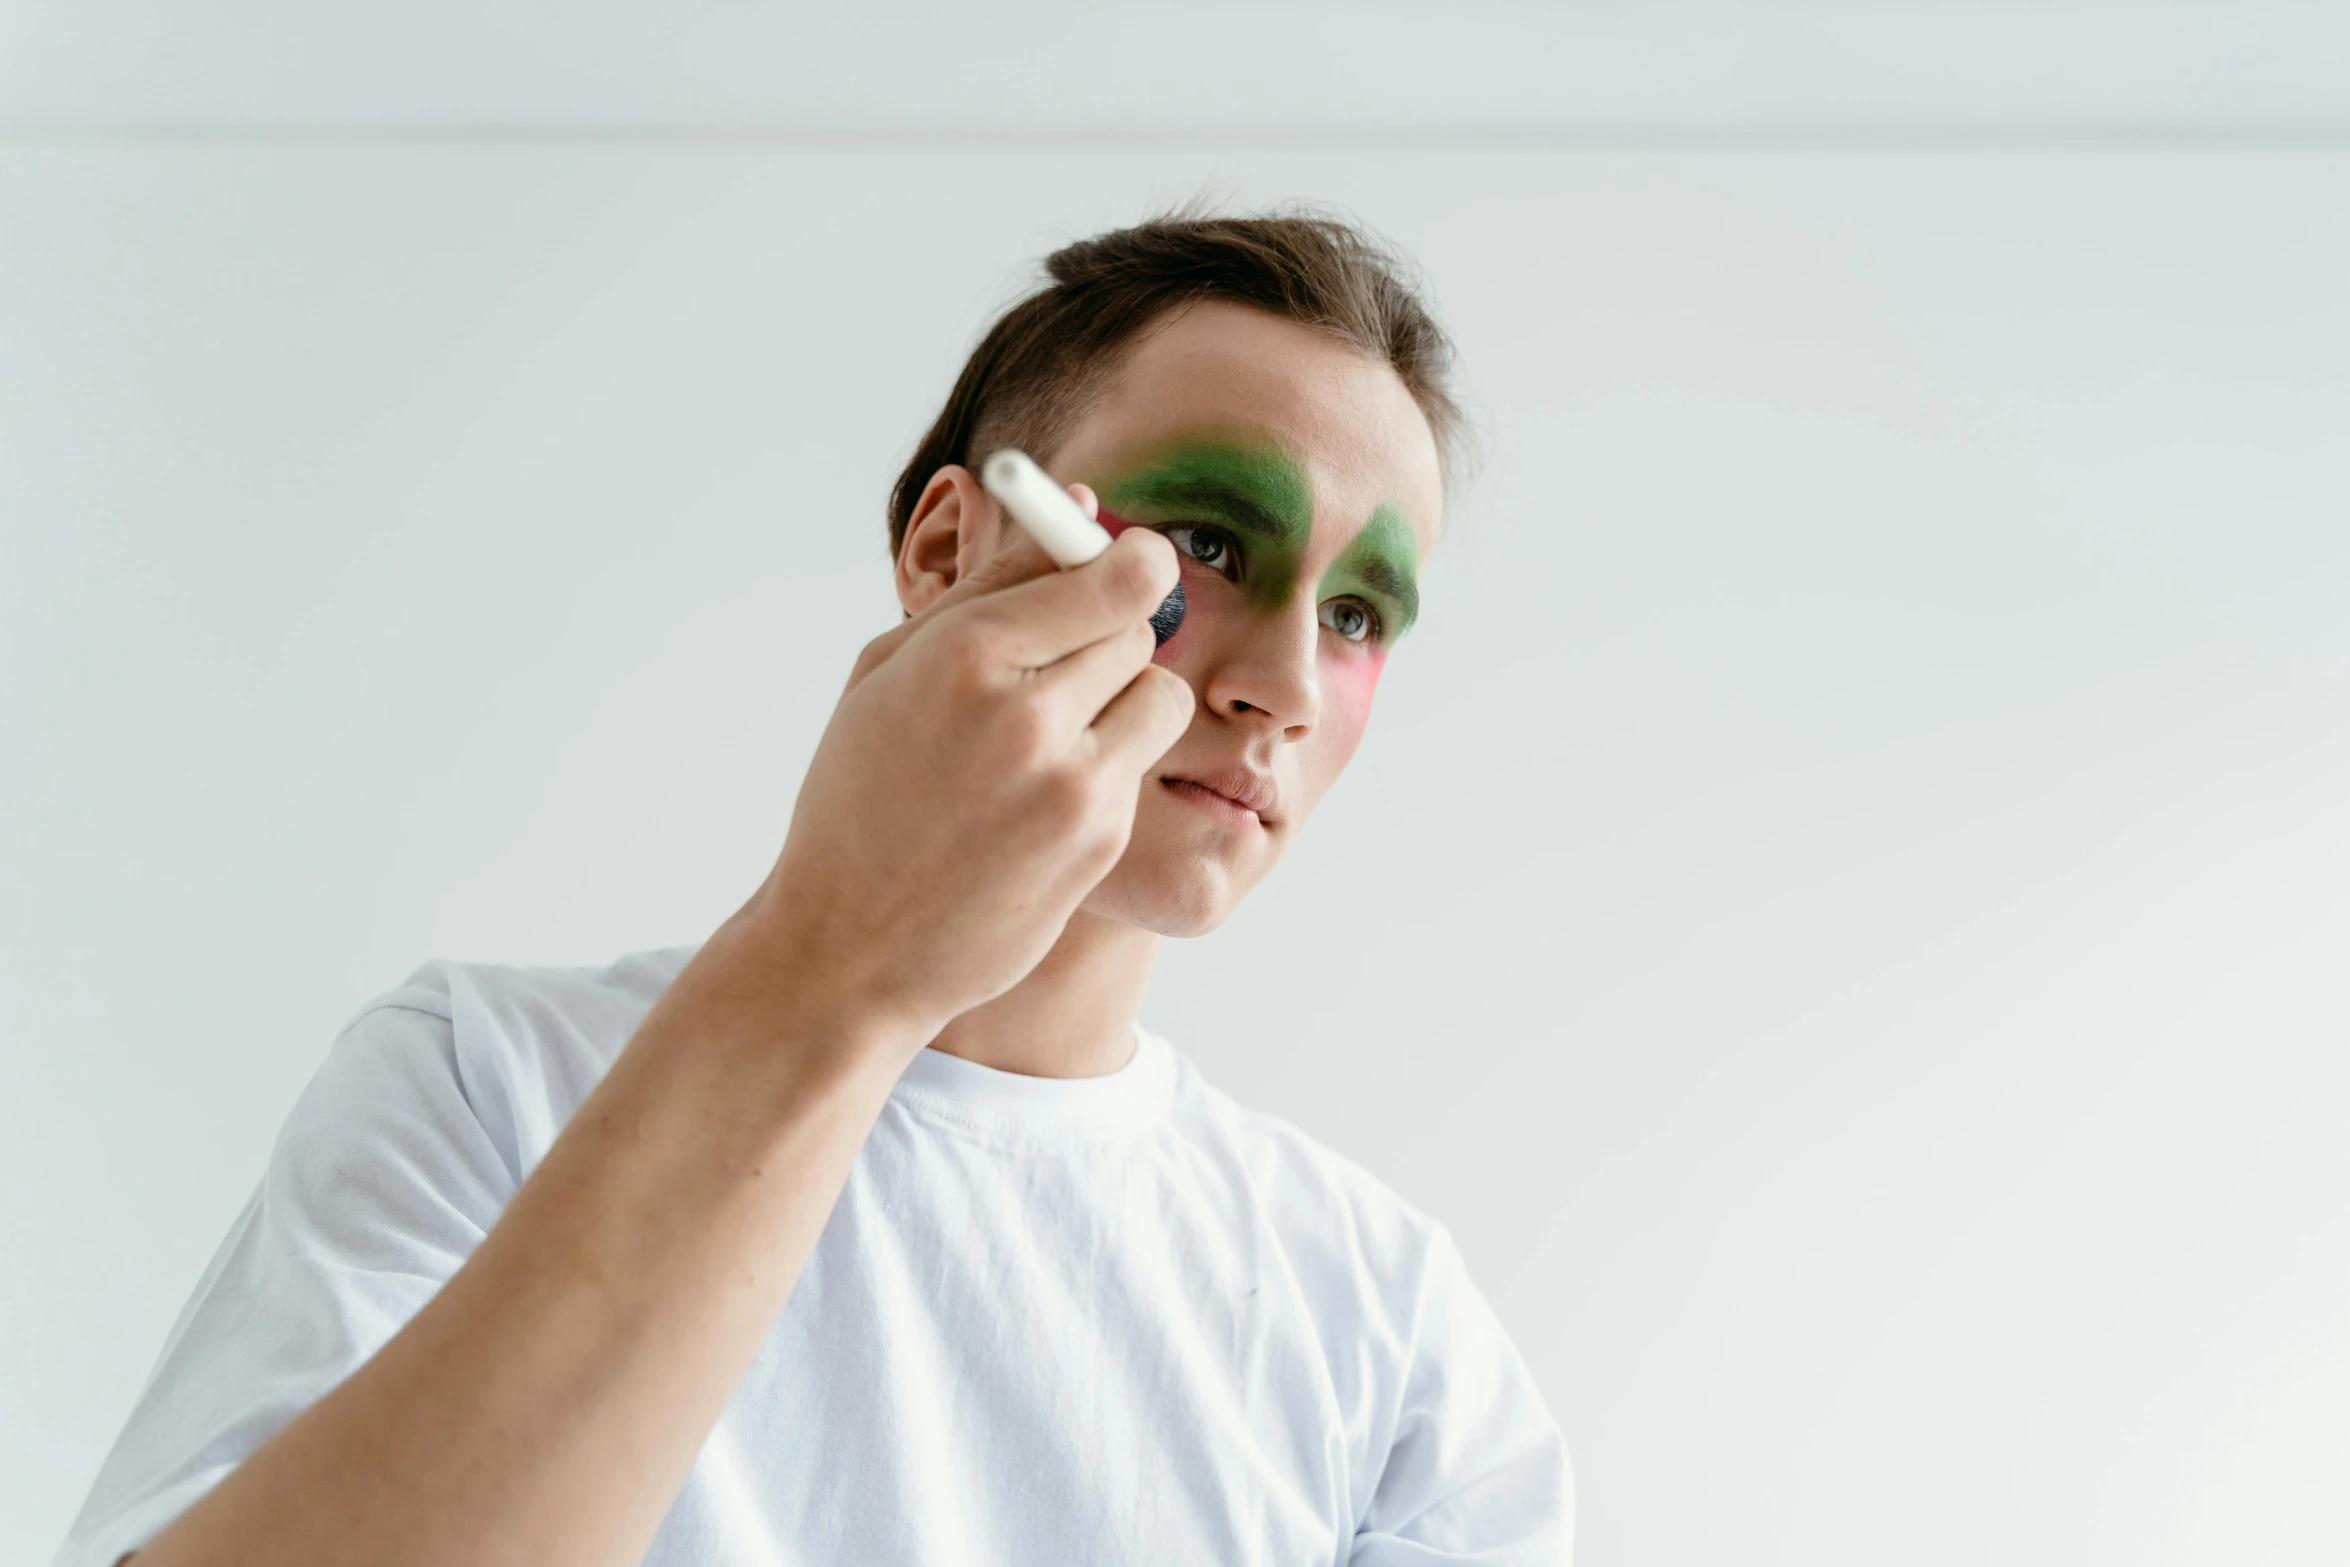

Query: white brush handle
[[981, 449, 1111, 568]]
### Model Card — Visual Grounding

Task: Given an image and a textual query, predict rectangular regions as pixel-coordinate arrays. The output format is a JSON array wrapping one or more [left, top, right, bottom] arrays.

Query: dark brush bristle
[[1148, 580, 1186, 646]]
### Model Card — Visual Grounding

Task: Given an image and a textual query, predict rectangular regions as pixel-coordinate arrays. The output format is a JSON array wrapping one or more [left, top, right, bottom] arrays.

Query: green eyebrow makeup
[[1100, 441, 1315, 614], [1099, 439, 1420, 639], [1317, 503, 1420, 639]]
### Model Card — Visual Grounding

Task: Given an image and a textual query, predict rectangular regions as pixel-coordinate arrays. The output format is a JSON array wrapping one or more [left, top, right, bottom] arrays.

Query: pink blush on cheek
[[1148, 589, 1199, 665], [1317, 646, 1387, 761]]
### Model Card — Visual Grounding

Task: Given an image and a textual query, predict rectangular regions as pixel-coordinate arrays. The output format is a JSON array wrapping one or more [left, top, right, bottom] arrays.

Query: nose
[[1199, 600, 1321, 739]]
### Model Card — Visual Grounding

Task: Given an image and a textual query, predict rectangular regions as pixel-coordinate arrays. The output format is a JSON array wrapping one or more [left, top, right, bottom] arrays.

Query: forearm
[[121, 515, 1186, 1567], [131, 912, 912, 1567]]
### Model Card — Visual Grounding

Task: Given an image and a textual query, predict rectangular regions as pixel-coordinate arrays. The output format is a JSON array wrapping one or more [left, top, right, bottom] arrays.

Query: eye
[[1319, 598, 1381, 644], [1165, 526, 1241, 581]]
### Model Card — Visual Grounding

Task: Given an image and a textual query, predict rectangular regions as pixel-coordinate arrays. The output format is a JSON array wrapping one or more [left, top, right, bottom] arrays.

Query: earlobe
[[895, 464, 991, 616]]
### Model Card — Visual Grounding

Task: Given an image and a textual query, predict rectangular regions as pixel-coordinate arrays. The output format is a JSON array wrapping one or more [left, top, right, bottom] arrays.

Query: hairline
[[978, 298, 1454, 500]]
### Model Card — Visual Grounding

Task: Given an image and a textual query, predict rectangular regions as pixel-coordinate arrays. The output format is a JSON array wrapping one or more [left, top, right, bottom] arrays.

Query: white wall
[[5, 141, 2348, 1564], [8, 1, 2350, 134]]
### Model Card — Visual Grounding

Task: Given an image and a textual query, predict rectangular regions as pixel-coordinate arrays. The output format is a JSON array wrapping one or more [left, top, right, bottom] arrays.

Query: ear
[[895, 463, 1002, 617]]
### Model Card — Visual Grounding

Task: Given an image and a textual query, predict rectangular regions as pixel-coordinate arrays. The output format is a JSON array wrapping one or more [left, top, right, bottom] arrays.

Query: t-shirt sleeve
[[1350, 1224, 1574, 1565], [51, 989, 518, 1567]]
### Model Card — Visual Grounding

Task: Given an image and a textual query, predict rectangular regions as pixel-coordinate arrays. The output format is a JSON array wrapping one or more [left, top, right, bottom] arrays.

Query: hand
[[734, 477, 1194, 1054]]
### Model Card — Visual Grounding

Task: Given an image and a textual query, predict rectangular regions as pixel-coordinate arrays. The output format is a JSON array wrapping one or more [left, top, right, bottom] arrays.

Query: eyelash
[[1164, 525, 1241, 580], [1319, 599, 1383, 645], [1162, 524, 1386, 645]]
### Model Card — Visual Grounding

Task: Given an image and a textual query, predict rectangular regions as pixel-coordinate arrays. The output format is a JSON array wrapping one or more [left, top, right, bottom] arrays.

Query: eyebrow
[[1123, 473, 1306, 546], [1352, 552, 1420, 631]]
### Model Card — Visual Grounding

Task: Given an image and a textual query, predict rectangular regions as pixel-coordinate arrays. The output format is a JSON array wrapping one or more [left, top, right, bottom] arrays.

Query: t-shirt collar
[[890, 1024, 1177, 1139]]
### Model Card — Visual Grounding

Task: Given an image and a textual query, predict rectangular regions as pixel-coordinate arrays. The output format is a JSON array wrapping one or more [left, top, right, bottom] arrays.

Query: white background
[[5, 7, 2349, 1565]]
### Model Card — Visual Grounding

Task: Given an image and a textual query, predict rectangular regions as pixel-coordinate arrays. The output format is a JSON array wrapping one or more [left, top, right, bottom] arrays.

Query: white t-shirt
[[57, 947, 1571, 1566]]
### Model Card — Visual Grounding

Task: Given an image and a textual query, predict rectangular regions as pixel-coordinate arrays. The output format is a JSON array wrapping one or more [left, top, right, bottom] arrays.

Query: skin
[[1098, 448, 1417, 817], [898, 299, 1443, 1078], [126, 297, 1443, 1567]]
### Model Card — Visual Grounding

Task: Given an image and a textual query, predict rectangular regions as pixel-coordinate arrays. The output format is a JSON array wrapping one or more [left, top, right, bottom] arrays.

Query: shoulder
[[288, 944, 700, 1187], [335, 944, 697, 1081], [339, 943, 696, 1051]]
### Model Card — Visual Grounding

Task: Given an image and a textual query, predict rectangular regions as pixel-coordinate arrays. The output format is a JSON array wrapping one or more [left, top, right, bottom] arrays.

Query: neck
[[927, 908, 1162, 1079]]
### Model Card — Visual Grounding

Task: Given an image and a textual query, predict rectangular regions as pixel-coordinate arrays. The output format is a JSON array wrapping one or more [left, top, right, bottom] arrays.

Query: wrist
[[678, 895, 931, 1075], [608, 954, 913, 1176]]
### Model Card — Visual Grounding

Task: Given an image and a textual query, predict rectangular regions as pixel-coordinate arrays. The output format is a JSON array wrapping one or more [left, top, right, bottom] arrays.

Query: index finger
[[957, 528, 1182, 670], [920, 478, 1104, 618]]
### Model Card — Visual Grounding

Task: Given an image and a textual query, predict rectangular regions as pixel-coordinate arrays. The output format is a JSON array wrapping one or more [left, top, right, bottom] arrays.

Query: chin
[[1081, 782, 1292, 935], [1080, 853, 1248, 938]]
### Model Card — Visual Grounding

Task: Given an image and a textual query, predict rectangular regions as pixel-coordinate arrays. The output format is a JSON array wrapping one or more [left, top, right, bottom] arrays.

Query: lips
[[1161, 764, 1280, 824]]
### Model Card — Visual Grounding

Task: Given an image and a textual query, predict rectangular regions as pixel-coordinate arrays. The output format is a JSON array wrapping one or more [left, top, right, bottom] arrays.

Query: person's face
[[1047, 300, 1445, 936]]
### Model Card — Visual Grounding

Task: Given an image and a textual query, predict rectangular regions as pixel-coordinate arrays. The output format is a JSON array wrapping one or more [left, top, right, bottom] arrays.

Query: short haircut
[[886, 207, 1462, 557]]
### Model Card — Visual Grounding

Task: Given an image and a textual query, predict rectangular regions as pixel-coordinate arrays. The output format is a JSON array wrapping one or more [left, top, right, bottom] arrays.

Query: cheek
[[1314, 646, 1387, 767], [1152, 598, 1200, 665]]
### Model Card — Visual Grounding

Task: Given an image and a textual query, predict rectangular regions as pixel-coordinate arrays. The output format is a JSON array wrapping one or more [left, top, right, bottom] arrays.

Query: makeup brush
[[981, 449, 1186, 645]]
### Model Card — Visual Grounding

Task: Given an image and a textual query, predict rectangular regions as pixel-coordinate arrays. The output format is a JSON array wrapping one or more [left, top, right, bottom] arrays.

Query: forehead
[[1057, 301, 1444, 558]]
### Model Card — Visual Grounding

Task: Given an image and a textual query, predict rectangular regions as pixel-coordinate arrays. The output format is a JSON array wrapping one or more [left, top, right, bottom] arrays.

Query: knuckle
[[1121, 524, 1175, 566], [1090, 796, 1138, 856], [1104, 538, 1166, 601], [999, 697, 1053, 762], [1038, 763, 1093, 819], [851, 627, 899, 677], [942, 619, 1004, 685], [1131, 529, 1180, 587], [1147, 666, 1196, 720], [1077, 831, 1124, 878]]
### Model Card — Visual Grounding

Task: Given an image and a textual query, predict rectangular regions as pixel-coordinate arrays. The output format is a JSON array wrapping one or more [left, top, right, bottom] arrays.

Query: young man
[[59, 213, 1571, 1566]]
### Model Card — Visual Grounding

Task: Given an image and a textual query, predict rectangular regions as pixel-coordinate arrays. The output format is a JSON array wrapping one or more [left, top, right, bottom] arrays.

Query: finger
[[919, 478, 1109, 631], [947, 478, 1106, 609], [1087, 664, 1196, 772], [872, 526, 1063, 688], [960, 528, 1181, 670], [918, 522, 1064, 624], [1033, 617, 1157, 730]]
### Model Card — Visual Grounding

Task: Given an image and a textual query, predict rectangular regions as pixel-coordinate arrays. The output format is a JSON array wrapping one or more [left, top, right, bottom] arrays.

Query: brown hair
[[886, 207, 1462, 557]]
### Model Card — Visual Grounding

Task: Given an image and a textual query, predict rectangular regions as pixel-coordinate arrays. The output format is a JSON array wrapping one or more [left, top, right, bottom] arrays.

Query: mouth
[[1158, 767, 1279, 828]]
